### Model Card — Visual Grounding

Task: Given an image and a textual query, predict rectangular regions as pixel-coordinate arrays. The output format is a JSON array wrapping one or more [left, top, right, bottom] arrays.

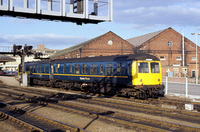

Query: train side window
[[117, 63, 125, 75], [33, 66, 36, 73], [69, 65, 73, 73], [106, 63, 113, 75], [91, 64, 97, 74], [100, 64, 103, 74], [82, 64, 88, 74], [128, 64, 132, 74], [75, 64, 80, 74], [63, 64, 66, 73], [138, 62, 149, 73], [151, 63, 160, 73]]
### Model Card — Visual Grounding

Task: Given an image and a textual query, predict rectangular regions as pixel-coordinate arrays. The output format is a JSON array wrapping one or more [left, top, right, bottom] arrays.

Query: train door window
[[151, 63, 160, 73], [26, 66, 29, 72], [138, 62, 149, 73], [51, 65, 54, 73], [63, 64, 66, 73], [75, 64, 80, 74], [44, 66, 46, 73], [33, 66, 36, 73], [69, 65, 73, 73], [30, 66, 32, 72], [106, 63, 113, 75], [82, 64, 88, 74], [100, 64, 103, 74], [55, 64, 58, 73], [90, 64, 97, 74], [40, 65, 42, 73], [128, 64, 132, 74]]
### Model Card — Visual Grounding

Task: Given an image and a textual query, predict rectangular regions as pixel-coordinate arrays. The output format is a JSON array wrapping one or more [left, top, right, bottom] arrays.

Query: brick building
[[127, 27, 200, 78], [50, 31, 134, 59], [51, 27, 200, 78]]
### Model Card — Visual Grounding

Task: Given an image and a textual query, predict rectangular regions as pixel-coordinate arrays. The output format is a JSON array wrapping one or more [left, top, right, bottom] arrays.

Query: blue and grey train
[[19, 54, 164, 98]]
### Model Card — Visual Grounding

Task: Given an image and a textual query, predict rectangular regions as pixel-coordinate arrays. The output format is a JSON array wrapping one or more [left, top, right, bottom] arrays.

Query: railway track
[[5, 85, 200, 111], [0, 96, 88, 132], [0, 110, 46, 132], [0, 88, 200, 132]]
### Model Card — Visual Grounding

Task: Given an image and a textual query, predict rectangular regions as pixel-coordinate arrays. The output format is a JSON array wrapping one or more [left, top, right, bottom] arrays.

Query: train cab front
[[132, 59, 164, 98]]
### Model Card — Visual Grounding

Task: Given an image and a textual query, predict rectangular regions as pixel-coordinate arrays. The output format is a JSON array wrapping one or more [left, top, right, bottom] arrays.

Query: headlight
[[158, 79, 160, 82], [140, 79, 143, 82]]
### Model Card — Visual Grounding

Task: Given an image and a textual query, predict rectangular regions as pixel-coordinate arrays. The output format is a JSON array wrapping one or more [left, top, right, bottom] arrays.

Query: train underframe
[[31, 78, 165, 99]]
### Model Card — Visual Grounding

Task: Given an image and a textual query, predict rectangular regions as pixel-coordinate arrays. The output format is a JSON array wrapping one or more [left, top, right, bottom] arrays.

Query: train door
[[50, 62, 54, 79]]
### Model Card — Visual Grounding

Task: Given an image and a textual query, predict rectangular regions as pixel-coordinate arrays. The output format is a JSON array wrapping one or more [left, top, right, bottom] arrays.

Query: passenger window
[[82, 64, 88, 74], [91, 64, 97, 74], [117, 63, 125, 75], [106, 63, 113, 75], [100, 64, 103, 74], [151, 63, 160, 73], [75, 64, 80, 74], [138, 63, 149, 73], [128, 64, 132, 74], [63, 64, 66, 73]]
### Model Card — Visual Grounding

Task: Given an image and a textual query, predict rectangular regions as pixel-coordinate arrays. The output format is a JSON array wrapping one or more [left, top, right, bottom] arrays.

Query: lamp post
[[191, 33, 200, 84]]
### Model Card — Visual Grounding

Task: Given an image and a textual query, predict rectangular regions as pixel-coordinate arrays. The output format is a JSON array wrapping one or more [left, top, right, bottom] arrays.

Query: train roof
[[24, 54, 159, 65], [53, 54, 159, 63], [24, 60, 51, 65]]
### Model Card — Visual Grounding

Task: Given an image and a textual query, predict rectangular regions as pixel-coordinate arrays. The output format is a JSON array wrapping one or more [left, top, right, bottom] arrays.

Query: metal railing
[[163, 77, 200, 98]]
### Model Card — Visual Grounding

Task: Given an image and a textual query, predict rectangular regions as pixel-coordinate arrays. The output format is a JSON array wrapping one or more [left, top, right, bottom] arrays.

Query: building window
[[173, 64, 180, 67], [192, 56, 197, 61], [168, 41, 173, 46], [176, 56, 181, 60], [160, 56, 166, 60], [173, 68, 179, 74]]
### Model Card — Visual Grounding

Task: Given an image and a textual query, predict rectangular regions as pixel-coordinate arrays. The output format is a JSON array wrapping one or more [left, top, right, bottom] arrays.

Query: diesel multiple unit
[[20, 54, 164, 98]]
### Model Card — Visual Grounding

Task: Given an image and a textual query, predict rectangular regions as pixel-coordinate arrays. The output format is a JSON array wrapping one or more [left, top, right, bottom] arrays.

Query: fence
[[163, 77, 200, 98]]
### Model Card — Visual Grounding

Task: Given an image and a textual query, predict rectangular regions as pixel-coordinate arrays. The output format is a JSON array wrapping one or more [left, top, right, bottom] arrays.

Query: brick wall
[[62, 31, 134, 58], [139, 28, 200, 77]]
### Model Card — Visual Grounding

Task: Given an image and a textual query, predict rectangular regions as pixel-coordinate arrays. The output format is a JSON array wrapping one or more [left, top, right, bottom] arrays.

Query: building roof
[[50, 31, 112, 58], [0, 55, 15, 63], [127, 29, 166, 47]]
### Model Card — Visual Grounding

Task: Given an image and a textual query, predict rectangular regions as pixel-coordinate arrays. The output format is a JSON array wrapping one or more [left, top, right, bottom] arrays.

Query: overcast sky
[[1, 0, 200, 50]]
